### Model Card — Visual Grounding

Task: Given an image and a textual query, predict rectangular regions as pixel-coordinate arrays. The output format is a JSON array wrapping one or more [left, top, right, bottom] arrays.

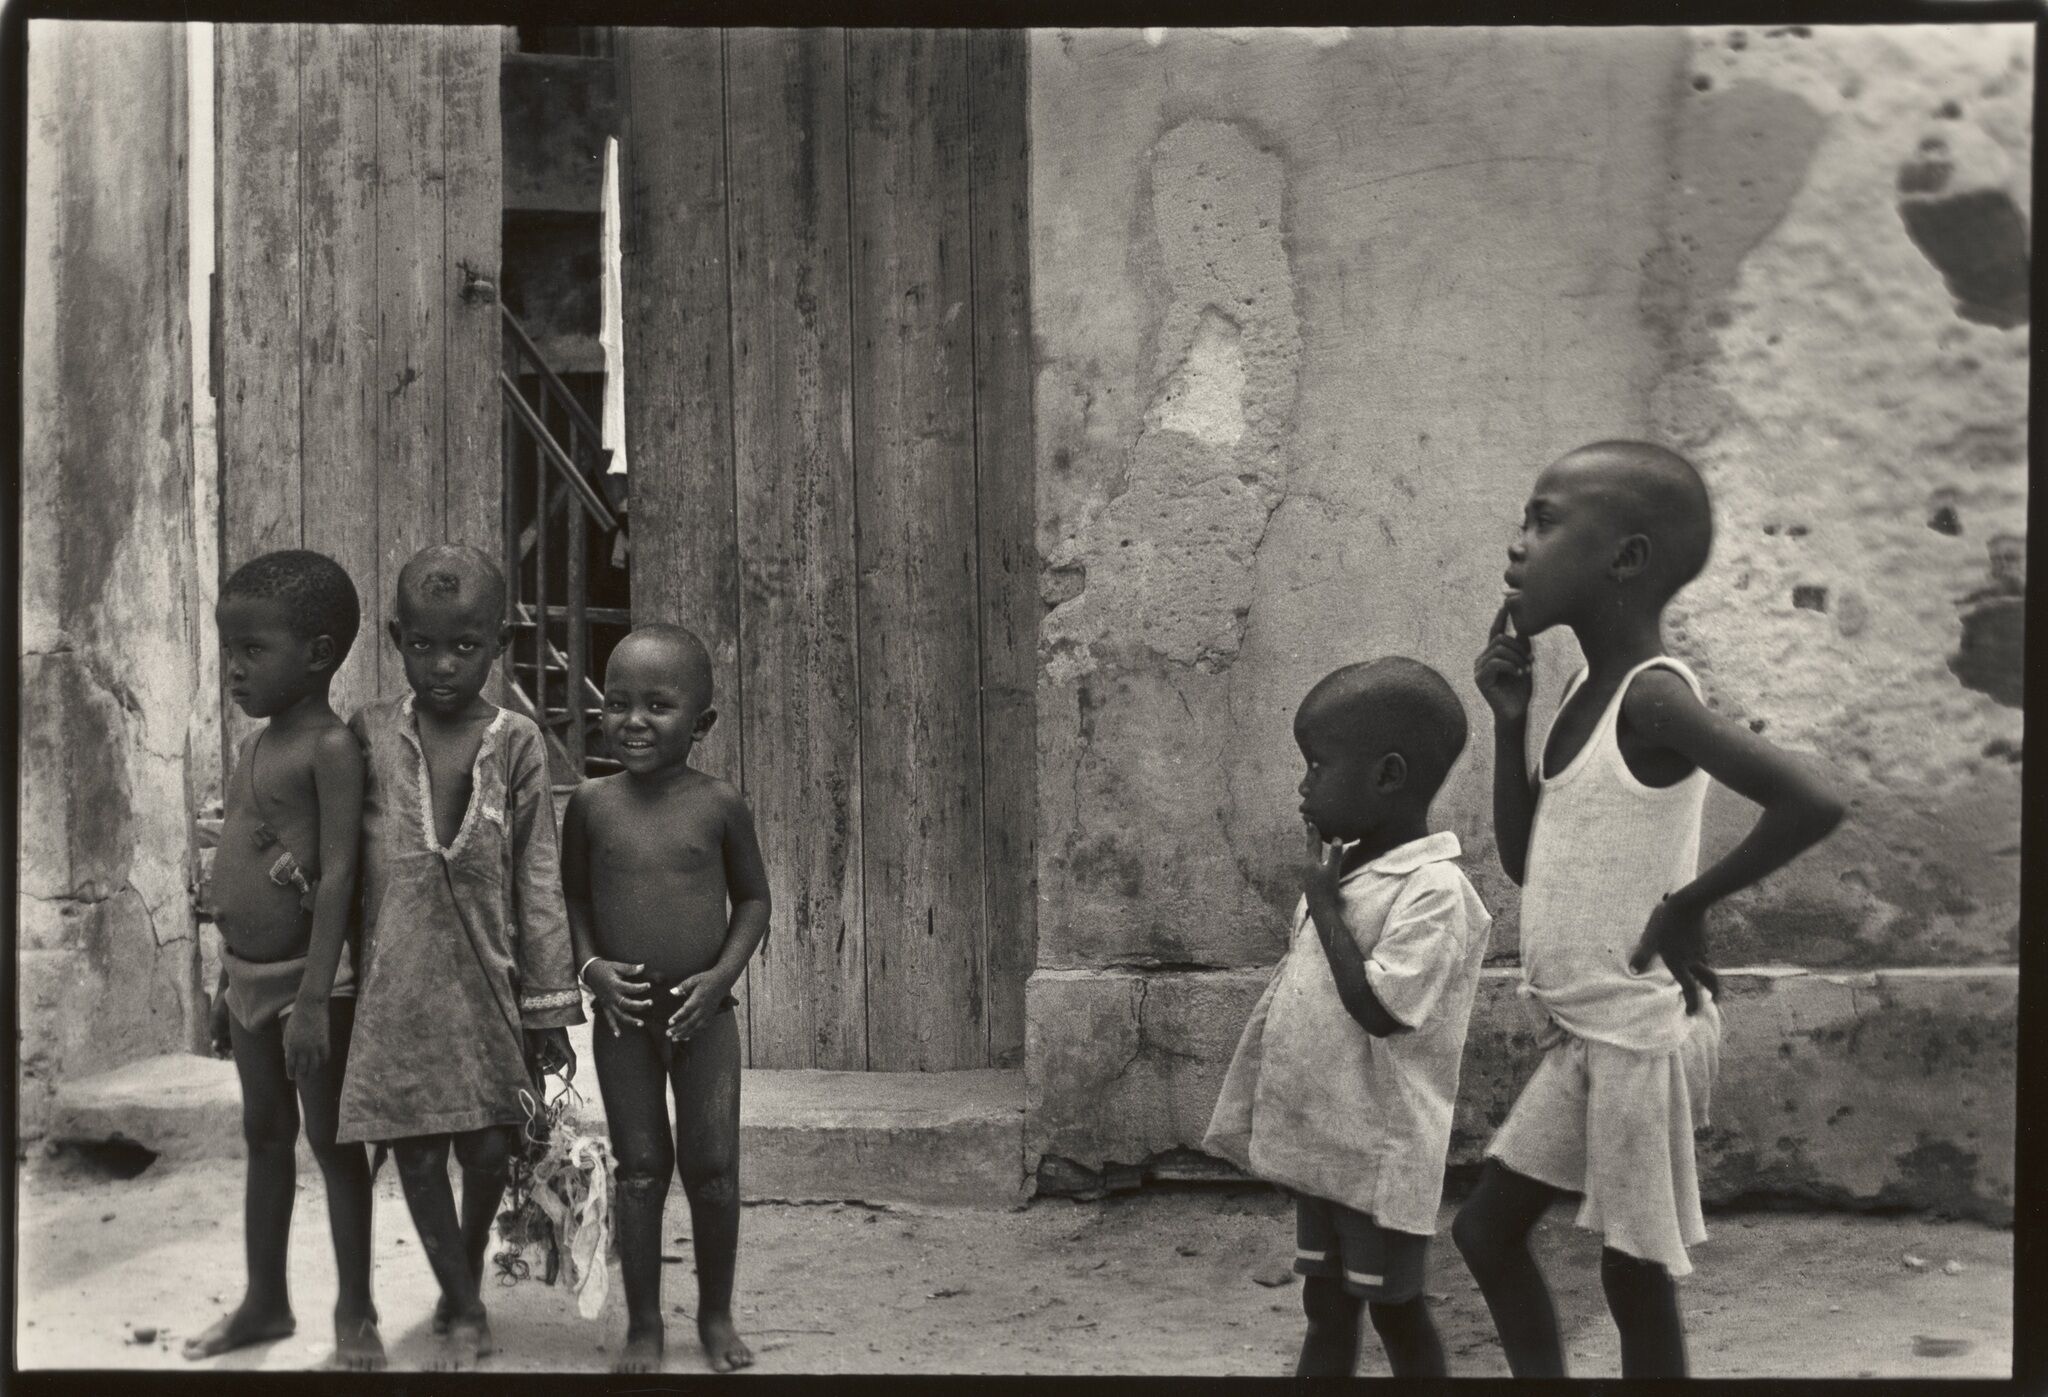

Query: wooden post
[[727, 27, 866, 1069], [619, 28, 739, 780], [376, 25, 450, 692], [621, 27, 748, 1059], [848, 29, 986, 1071], [299, 24, 381, 721], [968, 30, 1037, 1069], [216, 23, 302, 756], [443, 25, 507, 701]]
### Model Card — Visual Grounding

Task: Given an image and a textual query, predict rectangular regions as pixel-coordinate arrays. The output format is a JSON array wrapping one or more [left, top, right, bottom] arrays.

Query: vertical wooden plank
[[849, 29, 986, 1070], [442, 26, 507, 702], [969, 30, 1036, 1070], [620, 28, 738, 778], [215, 23, 303, 756], [376, 25, 448, 694], [727, 29, 865, 1070], [619, 28, 747, 1056], [298, 26, 381, 723]]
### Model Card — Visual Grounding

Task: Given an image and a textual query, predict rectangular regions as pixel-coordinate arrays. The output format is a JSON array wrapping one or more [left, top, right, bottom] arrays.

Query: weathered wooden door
[[622, 29, 1034, 1072], [215, 24, 502, 753]]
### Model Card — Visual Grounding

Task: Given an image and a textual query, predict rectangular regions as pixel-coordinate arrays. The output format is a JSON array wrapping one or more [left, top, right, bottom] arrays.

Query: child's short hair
[[394, 544, 507, 623], [221, 549, 361, 667], [1572, 440, 1714, 597], [616, 623, 714, 709], [1303, 657, 1468, 800]]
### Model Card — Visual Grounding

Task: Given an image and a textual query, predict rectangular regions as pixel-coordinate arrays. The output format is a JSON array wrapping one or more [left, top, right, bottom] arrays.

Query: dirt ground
[[14, 1147, 2011, 1378]]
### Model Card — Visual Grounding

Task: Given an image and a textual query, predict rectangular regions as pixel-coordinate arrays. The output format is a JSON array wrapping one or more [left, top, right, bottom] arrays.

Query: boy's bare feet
[[698, 1310, 753, 1372], [614, 1319, 665, 1374], [181, 1300, 296, 1360], [333, 1310, 387, 1372], [430, 1293, 456, 1336], [428, 1312, 493, 1371]]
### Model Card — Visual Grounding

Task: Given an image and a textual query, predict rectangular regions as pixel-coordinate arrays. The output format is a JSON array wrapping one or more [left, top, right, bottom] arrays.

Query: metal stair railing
[[500, 304, 628, 777]]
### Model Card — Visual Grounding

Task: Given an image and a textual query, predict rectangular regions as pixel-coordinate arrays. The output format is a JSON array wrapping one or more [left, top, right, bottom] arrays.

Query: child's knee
[[241, 1099, 300, 1153], [675, 1121, 738, 1201], [452, 1126, 512, 1177], [613, 1130, 675, 1184], [307, 1136, 366, 1179], [1367, 1294, 1429, 1337], [615, 1170, 670, 1208], [1301, 1275, 1362, 1329], [679, 1159, 737, 1208], [1450, 1201, 1491, 1263], [391, 1141, 443, 1182], [1599, 1246, 1670, 1291]]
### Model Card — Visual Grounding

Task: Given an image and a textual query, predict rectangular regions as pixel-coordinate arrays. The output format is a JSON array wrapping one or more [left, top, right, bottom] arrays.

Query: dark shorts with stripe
[[1294, 1194, 1431, 1302]]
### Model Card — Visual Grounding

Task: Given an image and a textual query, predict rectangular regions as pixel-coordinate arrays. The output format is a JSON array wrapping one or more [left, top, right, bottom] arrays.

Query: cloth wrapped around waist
[[222, 941, 356, 1032]]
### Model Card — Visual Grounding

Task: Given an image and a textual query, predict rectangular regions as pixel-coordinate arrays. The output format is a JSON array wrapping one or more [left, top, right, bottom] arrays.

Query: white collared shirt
[[1203, 831, 1493, 1235]]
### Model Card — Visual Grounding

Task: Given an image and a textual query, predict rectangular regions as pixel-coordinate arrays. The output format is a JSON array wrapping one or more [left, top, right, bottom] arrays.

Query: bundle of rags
[[492, 1071, 618, 1319]]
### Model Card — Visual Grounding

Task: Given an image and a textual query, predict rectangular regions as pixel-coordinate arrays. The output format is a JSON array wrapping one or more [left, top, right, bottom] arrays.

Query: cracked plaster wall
[[1033, 25, 2027, 974], [22, 22, 208, 1137], [1027, 26, 2027, 1194]]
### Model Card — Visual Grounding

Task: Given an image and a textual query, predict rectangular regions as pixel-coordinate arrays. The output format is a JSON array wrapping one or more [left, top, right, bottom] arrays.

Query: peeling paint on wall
[[1897, 148, 2031, 328], [1650, 25, 2028, 964], [21, 21, 207, 1138], [1949, 534, 2025, 707], [1042, 119, 1300, 684], [1028, 25, 2028, 1190]]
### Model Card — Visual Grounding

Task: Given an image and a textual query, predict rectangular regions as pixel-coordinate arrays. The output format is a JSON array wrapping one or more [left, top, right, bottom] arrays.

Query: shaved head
[[1557, 440, 1714, 597], [395, 544, 506, 626], [610, 623, 714, 713], [1299, 656, 1468, 801]]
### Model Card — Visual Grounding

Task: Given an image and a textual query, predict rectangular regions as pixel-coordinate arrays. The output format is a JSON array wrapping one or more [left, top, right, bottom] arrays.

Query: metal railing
[[499, 305, 626, 777]]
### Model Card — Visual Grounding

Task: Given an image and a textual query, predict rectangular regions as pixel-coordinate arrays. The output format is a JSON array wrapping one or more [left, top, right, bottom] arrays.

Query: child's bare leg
[[185, 1013, 299, 1359], [1296, 1277, 1362, 1376], [296, 998, 383, 1371], [594, 1016, 677, 1373], [1367, 1296, 1446, 1377], [1452, 1160, 1569, 1377], [672, 1010, 750, 1372], [453, 1125, 514, 1286], [392, 1135, 489, 1370], [1600, 1246, 1686, 1377]]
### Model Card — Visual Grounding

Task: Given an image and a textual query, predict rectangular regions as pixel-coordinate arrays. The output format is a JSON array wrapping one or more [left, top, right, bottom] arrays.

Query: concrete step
[[45, 1030, 1026, 1209]]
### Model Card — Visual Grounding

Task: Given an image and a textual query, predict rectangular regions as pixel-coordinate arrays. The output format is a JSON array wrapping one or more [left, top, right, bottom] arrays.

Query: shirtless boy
[[563, 624, 772, 1373], [189, 549, 383, 1370]]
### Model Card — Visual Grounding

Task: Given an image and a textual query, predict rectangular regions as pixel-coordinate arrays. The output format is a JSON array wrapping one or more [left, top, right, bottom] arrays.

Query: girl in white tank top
[[1518, 657, 1709, 1055]]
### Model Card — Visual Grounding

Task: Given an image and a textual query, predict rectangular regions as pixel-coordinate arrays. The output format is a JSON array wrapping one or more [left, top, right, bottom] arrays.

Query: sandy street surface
[[15, 1148, 2010, 1378]]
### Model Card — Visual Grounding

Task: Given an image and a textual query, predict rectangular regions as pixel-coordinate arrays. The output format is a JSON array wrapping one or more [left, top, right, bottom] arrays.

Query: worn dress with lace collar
[[336, 694, 585, 1144]]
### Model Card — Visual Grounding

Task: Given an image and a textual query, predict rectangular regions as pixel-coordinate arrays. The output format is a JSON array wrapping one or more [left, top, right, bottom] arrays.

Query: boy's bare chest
[[226, 728, 324, 854], [243, 729, 318, 820], [590, 793, 723, 876], [416, 726, 487, 848]]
